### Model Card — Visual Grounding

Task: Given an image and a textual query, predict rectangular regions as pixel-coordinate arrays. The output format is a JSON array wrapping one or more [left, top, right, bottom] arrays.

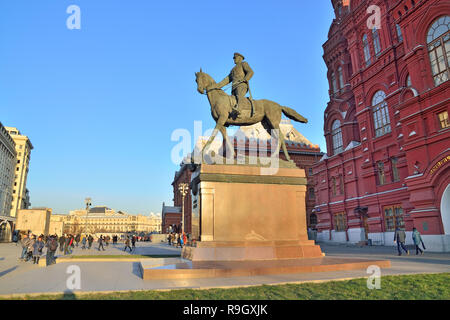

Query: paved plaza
[[0, 241, 448, 297]]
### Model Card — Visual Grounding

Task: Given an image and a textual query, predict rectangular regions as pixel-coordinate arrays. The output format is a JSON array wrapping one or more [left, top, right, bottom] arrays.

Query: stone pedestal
[[183, 162, 323, 260], [140, 161, 390, 280]]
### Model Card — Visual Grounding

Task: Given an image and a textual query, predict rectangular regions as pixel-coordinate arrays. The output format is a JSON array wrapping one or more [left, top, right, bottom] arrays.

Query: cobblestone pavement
[[0, 242, 448, 296]]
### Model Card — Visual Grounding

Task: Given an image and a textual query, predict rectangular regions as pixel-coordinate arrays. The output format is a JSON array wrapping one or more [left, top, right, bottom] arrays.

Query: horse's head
[[195, 68, 215, 94]]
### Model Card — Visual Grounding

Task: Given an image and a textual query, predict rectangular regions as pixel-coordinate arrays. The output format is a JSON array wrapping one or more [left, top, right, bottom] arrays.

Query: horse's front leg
[[219, 126, 235, 159], [201, 116, 228, 158]]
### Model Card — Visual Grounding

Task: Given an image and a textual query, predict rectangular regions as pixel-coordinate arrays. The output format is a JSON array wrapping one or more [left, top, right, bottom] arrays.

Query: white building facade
[[0, 123, 17, 241], [5, 127, 33, 220]]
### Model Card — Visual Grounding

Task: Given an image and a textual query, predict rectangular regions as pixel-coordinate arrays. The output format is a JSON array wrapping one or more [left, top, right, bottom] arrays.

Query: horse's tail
[[281, 106, 308, 124]]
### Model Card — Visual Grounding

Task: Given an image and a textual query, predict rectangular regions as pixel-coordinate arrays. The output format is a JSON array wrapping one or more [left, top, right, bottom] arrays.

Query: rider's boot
[[232, 104, 241, 115]]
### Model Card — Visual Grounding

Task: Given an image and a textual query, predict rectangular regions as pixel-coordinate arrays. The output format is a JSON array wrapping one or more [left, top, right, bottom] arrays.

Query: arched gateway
[[441, 184, 450, 235], [0, 221, 12, 242]]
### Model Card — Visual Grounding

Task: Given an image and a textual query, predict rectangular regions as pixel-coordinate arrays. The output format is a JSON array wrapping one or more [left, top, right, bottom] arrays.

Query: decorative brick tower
[[313, 0, 450, 251]]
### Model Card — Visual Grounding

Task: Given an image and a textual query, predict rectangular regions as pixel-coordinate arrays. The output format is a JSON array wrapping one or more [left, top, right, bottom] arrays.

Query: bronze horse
[[195, 69, 308, 161]]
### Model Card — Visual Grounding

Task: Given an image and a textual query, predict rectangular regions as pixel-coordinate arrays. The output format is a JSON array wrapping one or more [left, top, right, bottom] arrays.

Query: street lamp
[[178, 183, 189, 233], [85, 197, 92, 235]]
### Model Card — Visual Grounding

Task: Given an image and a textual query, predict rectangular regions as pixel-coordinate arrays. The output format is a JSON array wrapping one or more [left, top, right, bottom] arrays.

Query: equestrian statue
[[195, 53, 308, 162]]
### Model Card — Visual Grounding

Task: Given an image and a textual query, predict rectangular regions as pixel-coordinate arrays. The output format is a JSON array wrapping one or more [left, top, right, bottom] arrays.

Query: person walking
[[124, 236, 132, 252], [81, 234, 86, 249], [64, 235, 71, 255], [183, 233, 187, 247], [394, 227, 409, 256], [46, 235, 58, 265], [19, 233, 30, 261], [59, 234, 65, 253], [412, 227, 425, 255], [26, 235, 36, 262], [88, 234, 93, 249], [32, 236, 45, 264], [131, 235, 136, 250], [12, 231, 19, 245], [176, 233, 181, 248], [75, 234, 80, 247], [70, 234, 75, 249], [98, 235, 105, 251], [179, 233, 184, 248]]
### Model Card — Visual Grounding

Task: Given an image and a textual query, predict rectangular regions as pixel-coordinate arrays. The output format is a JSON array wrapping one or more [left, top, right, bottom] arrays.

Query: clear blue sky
[[0, 0, 335, 215]]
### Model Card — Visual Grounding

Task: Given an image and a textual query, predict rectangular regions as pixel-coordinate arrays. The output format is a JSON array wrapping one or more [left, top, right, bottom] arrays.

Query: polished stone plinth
[[140, 257, 391, 280], [182, 240, 323, 261]]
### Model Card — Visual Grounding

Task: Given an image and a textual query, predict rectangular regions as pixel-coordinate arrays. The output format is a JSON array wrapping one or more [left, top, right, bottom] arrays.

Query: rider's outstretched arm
[[216, 74, 231, 88]]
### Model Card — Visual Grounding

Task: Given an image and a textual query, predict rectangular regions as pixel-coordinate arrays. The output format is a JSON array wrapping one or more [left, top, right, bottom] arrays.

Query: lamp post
[[84, 197, 92, 235], [178, 183, 189, 233]]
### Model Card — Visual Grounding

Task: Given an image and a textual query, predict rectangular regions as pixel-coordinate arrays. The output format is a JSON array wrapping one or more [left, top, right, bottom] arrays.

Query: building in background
[[15, 207, 52, 236], [48, 214, 65, 236], [161, 202, 182, 233], [0, 123, 17, 242], [58, 206, 161, 236], [5, 127, 33, 222], [312, 0, 449, 251], [147, 213, 162, 233], [12, 202, 162, 237]]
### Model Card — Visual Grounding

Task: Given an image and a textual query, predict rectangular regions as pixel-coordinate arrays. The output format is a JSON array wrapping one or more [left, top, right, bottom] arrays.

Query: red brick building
[[162, 163, 195, 234], [312, 0, 450, 251], [161, 203, 182, 234]]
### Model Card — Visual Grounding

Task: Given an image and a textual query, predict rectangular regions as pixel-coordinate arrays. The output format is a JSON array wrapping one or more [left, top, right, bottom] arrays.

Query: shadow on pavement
[[0, 266, 18, 278], [62, 289, 77, 300], [132, 262, 142, 279]]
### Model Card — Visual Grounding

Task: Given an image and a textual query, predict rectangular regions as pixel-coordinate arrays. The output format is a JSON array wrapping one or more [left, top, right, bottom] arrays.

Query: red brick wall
[[313, 0, 450, 237]]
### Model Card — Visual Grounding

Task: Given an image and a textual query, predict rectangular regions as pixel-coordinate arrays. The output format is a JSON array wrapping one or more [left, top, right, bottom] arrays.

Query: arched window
[[372, 91, 391, 137], [338, 66, 345, 89], [406, 74, 412, 87], [427, 16, 450, 86], [331, 120, 343, 155], [363, 34, 371, 66], [373, 28, 381, 56], [331, 72, 338, 94]]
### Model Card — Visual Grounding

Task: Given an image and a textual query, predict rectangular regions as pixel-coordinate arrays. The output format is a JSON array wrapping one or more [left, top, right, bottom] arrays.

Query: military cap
[[233, 52, 245, 59]]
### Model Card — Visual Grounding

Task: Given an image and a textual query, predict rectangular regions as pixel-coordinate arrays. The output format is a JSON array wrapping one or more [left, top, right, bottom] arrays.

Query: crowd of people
[[166, 224, 192, 248], [167, 232, 188, 248], [17, 232, 147, 265], [19, 233, 60, 265]]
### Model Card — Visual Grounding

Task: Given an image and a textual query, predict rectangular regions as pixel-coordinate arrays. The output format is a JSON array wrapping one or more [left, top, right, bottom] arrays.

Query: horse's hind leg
[[280, 135, 291, 162], [265, 115, 292, 162]]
